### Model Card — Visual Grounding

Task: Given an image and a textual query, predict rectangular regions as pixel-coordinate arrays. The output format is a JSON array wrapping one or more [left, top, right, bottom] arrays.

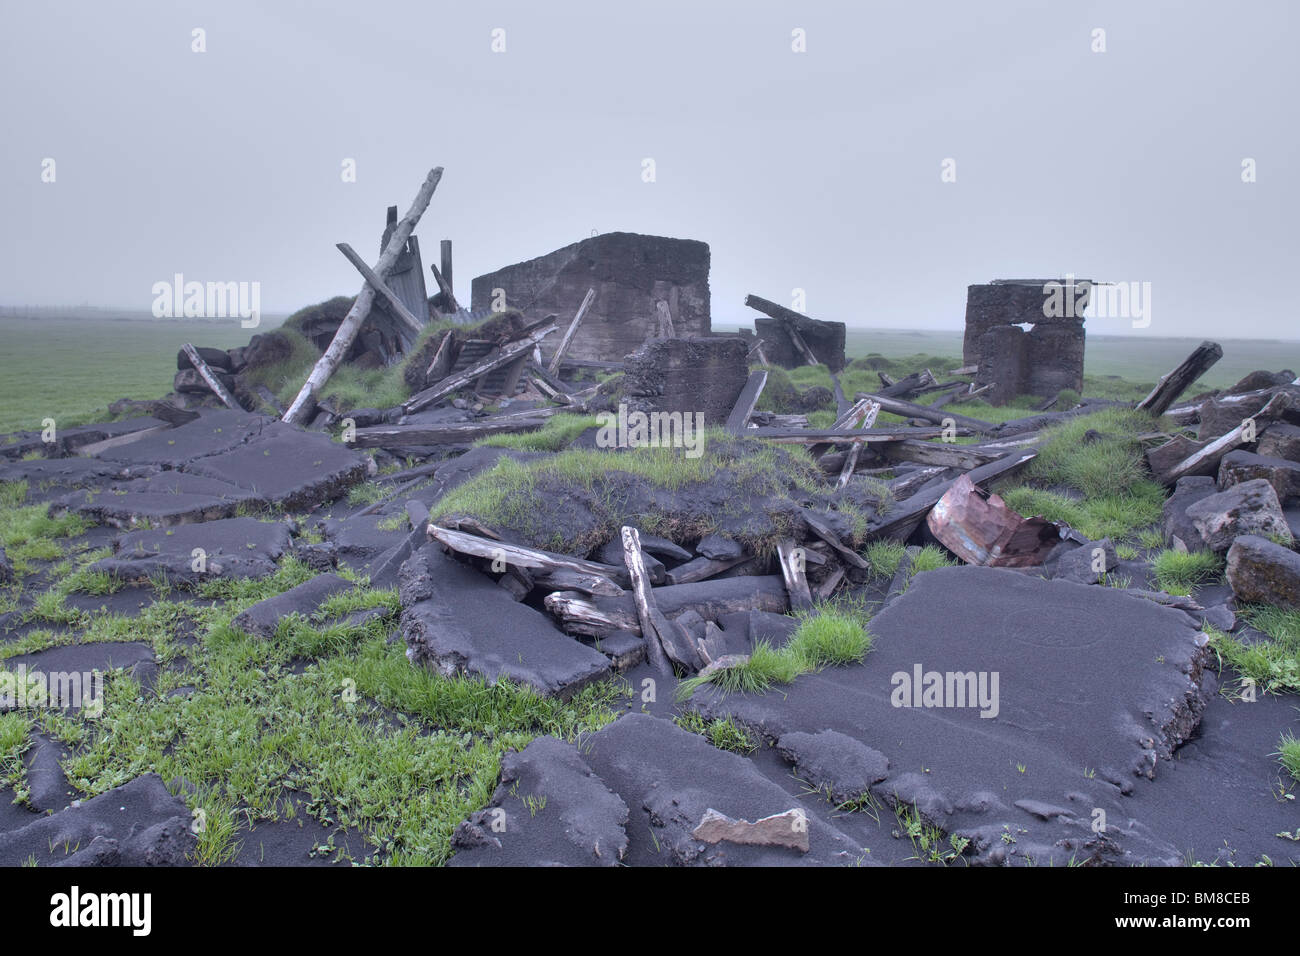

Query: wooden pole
[[181, 343, 241, 410], [1137, 341, 1223, 416], [283, 167, 443, 425], [547, 288, 596, 375]]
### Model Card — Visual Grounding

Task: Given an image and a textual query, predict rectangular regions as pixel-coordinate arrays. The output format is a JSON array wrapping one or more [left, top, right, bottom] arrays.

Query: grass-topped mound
[[431, 431, 830, 556], [999, 407, 1166, 541]]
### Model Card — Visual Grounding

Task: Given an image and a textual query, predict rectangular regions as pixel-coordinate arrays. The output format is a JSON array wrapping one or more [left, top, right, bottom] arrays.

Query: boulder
[[176, 345, 233, 372], [1054, 538, 1119, 584], [1185, 479, 1291, 552], [1225, 535, 1300, 610], [1217, 450, 1300, 501], [1162, 476, 1218, 550], [1257, 423, 1300, 463]]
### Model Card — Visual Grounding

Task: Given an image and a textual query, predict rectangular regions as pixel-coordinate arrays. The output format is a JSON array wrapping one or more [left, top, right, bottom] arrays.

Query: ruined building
[[471, 232, 711, 364], [964, 279, 1087, 404]]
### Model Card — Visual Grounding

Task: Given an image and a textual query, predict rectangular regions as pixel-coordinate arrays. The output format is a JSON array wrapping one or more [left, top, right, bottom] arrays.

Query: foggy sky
[[1, 0, 1296, 337]]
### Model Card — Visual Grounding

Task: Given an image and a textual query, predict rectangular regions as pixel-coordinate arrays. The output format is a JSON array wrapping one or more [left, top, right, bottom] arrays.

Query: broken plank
[[622, 526, 680, 673], [429, 524, 631, 588], [853, 392, 997, 434], [800, 512, 868, 569], [547, 288, 596, 375], [336, 242, 426, 337], [351, 416, 549, 448], [752, 425, 956, 444], [1137, 340, 1223, 416], [664, 553, 753, 586], [776, 539, 814, 611], [877, 439, 1000, 470], [725, 369, 768, 434]]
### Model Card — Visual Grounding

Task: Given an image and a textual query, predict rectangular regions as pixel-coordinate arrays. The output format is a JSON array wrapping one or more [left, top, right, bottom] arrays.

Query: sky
[[1, 0, 1296, 337]]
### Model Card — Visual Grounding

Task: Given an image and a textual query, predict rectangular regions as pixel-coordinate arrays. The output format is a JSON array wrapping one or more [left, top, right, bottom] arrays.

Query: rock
[[400, 544, 612, 700], [0, 774, 195, 866], [1200, 603, 1236, 633], [776, 730, 890, 805], [1197, 390, 1276, 440], [597, 536, 663, 583], [696, 533, 744, 560], [448, 736, 629, 866], [1054, 538, 1119, 584], [1225, 369, 1294, 395], [176, 345, 233, 372], [1217, 450, 1300, 501], [1163, 476, 1218, 550], [1225, 535, 1300, 610], [1185, 479, 1291, 552], [232, 573, 356, 639], [0, 545, 12, 583], [173, 367, 237, 397], [294, 541, 339, 572], [691, 808, 809, 853], [1257, 423, 1300, 463], [471, 232, 711, 365]]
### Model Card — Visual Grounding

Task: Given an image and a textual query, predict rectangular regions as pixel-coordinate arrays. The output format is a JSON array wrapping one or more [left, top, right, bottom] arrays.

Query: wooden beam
[[836, 402, 880, 488], [429, 524, 631, 588], [751, 425, 957, 444], [1160, 393, 1286, 484], [1137, 340, 1223, 416], [664, 553, 753, 586], [801, 512, 868, 569], [853, 392, 997, 434], [655, 300, 675, 338], [725, 369, 768, 434], [430, 262, 459, 313], [335, 242, 426, 337], [284, 166, 443, 424], [440, 239, 453, 300], [777, 539, 814, 611], [352, 415, 549, 448], [180, 343, 241, 410], [622, 527, 678, 673], [546, 288, 596, 375], [877, 439, 1000, 470], [403, 323, 557, 414]]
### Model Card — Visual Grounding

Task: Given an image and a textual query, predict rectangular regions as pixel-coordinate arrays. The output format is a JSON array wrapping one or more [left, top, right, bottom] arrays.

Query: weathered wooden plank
[[352, 416, 548, 448], [180, 343, 241, 410], [751, 425, 956, 444], [877, 439, 1000, 470], [429, 524, 631, 588], [725, 369, 769, 434], [777, 539, 814, 611], [1137, 340, 1223, 416], [853, 392, 997, 434], [622, 526, 678, 673], [547, 288, 596, 375]]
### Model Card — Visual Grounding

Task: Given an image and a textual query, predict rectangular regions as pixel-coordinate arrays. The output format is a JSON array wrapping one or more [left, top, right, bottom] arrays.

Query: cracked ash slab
[[57, 471, 264, 528], [688, 566, 1214, 866], [182, 422, 370, 512], [580, 714, 867, 866], [400, 543, 612, 700], [92, 516, 293, 585], [94, 409, 271, 469], [448, 736, 629, 866]]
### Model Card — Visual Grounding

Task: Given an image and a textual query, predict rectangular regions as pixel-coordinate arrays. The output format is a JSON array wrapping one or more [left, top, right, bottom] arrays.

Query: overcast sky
[[2, 0, 1295, 337]]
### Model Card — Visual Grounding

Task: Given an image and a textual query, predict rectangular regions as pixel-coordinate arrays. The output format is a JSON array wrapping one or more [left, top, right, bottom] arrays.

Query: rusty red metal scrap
[[926, 473, 1061, 567]]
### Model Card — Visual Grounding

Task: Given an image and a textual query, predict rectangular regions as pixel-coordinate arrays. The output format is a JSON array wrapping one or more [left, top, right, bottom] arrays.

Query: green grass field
[[2, 312, 1297, 435]]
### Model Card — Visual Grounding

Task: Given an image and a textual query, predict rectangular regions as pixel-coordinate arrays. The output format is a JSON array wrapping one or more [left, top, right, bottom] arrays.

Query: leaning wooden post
[[622, 526, 673, 674], [282, 166, 443, 425], [547, 288, 596, 375], [180, 343, 241, 411], [1136, 341, 1223, 416], [335, 242, 426, 337]]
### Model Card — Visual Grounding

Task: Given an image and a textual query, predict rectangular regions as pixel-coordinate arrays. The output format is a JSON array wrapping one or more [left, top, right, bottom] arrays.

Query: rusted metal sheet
[[926, 473, 1060, 567]]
